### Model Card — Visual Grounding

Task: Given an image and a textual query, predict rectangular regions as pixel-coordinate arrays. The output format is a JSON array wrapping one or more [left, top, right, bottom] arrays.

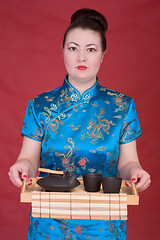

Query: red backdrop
[[0, 0, 159, 239]]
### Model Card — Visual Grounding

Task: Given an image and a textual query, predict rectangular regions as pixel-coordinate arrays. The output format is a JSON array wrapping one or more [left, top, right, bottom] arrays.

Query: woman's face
[[63, 28, 105, 86]]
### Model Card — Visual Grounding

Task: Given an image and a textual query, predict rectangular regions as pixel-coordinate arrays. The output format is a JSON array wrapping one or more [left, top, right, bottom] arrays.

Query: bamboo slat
[[31, 191, 128, 220]]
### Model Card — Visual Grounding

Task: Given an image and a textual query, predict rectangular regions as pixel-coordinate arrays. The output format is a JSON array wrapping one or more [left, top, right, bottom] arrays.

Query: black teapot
[[37, 170, 80, 192]]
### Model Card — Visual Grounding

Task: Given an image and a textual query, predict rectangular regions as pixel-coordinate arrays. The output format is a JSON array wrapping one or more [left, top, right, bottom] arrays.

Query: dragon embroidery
[[82, 108, 115, 144], [55, 138, 78, 172]]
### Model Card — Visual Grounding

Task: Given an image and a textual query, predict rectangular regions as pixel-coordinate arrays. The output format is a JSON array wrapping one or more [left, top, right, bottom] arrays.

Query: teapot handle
[[38, 168, 64, 175]]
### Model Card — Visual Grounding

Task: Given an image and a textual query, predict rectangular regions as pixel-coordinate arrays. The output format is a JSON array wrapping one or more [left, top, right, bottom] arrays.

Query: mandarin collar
[[62, 75, 100, 103], [48, 75, 101, 120]]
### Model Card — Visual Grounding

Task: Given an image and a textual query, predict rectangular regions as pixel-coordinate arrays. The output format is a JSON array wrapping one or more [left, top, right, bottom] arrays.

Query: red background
[[0, 0, 159, 239]]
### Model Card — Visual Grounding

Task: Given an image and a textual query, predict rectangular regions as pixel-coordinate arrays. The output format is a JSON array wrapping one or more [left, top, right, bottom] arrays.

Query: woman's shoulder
[[30, 86, 62, 105], [99, 85, 133, 103]]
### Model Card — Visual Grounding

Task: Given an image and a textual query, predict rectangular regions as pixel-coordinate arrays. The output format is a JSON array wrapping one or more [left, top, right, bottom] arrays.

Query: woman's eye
[[68, 47, 77, 51], [87, 48, 97, 52]]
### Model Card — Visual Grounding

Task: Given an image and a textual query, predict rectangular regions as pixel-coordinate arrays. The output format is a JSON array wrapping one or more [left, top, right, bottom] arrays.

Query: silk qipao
[[22, 75, 141, 240]]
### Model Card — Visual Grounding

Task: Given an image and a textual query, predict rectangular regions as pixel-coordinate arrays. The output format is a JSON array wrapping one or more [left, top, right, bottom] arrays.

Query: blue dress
[[22, 75, 141, 239]]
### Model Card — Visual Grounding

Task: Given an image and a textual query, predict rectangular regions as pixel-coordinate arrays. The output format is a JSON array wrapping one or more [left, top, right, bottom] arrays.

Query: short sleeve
[[119, 98, 141, 144], [21, 100, 44, 142]]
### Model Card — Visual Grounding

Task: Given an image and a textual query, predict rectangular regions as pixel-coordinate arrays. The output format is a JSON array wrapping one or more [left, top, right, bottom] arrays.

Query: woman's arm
[[118, 140, 151, 192], [8, 136, 42, 187]]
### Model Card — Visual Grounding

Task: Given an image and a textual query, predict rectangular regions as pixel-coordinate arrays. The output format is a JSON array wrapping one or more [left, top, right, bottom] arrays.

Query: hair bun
[[70, 8, 108, 33]]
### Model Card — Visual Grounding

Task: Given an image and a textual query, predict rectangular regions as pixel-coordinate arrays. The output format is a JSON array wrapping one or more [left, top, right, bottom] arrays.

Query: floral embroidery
[[62, 158, 69, 164], [97, 146, 107, 151], [78, 157, 89, 168], [110, 223, 119, 238], [83, 94, 91, 103], [71, 93, 79, 102], [89, 150, 96, 153], [50, 103, 58, 111], [74, 225, 83, 234], [59, 223, 72, 239], [57, 112, 66, 120], [69, 87, 74, 92]]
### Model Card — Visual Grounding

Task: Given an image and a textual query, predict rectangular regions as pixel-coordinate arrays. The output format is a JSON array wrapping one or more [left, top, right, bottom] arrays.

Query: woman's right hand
[[8, 159, 37, 187], [8, 136, 42, 188]]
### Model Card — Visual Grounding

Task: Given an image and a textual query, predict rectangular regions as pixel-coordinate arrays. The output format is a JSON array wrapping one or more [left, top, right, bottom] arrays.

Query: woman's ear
[[101, 50, 106, 63]]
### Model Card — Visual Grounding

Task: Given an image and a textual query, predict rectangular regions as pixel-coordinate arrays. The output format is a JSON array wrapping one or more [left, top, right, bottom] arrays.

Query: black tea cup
[[83, 173, 102, 192], [102, 177, 122, 193]]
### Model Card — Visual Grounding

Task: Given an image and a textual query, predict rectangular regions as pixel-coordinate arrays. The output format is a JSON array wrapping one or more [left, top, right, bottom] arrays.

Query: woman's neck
[[68, 76, 97, 95]]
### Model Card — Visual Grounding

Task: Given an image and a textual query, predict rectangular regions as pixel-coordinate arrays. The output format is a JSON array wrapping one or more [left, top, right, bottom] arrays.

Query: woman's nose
[[77, 50, 87, 62]]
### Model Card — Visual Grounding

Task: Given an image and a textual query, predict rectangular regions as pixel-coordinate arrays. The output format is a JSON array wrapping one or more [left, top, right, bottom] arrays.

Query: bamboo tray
[[21, 178, 139, 205], [20, 178, 139, 220]]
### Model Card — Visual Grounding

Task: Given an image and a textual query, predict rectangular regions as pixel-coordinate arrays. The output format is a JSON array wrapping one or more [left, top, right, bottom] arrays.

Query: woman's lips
[[77, 65, 87, 70]]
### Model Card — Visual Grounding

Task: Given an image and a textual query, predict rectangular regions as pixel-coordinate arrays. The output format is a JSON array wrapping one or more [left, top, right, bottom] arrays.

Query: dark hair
[[63, 8, 108, 52]]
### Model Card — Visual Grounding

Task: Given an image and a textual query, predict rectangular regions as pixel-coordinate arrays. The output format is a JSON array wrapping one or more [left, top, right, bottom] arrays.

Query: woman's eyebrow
[[86, 44, 97, 47], [67, 42, 97, 47], [67, 42, 79, 46]]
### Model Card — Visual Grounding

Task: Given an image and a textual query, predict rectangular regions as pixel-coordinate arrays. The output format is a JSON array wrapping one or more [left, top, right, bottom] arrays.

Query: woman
[[9, 8, 151, 240]]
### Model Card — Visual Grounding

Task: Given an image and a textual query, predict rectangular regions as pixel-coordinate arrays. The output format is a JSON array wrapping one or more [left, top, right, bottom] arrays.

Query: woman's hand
[[8, 159, 37, 187], [8, 136, 42, 187], [118, 140, 151, 192], [125, 167, 151, 192]]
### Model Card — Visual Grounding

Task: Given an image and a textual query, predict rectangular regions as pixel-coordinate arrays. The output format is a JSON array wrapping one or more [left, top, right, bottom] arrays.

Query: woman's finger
[[8, 162, 30, 187], [125, 181, 133, 191], [8, 167, 23, 187], [136, 178, 151, 192]]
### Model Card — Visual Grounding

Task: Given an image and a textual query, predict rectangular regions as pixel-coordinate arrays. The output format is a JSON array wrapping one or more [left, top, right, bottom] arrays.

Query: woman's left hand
[[125, 167, 151, 192]]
